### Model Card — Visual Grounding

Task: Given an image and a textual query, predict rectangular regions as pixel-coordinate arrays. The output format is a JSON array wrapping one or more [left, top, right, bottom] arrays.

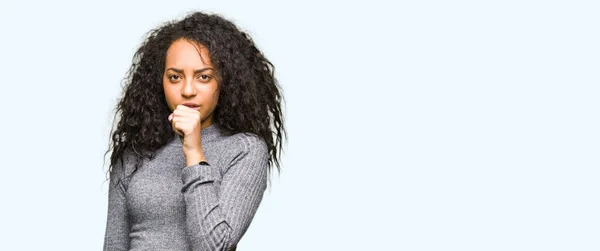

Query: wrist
[[184, 150, 206, 167]]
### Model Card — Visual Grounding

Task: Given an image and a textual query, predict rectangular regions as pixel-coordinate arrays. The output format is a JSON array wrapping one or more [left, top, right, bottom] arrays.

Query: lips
[[182, 102, 200, 109]]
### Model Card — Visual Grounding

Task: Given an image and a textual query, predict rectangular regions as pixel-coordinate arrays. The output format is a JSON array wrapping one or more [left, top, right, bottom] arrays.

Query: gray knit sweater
[[103, 124, 269, 251]]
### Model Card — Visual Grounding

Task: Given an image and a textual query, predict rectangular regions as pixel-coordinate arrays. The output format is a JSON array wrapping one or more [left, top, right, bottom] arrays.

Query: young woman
[[103, 11, 286, 251]]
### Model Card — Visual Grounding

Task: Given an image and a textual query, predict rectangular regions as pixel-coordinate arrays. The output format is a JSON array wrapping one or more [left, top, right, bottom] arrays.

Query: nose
[[181, 78, 196, 98]]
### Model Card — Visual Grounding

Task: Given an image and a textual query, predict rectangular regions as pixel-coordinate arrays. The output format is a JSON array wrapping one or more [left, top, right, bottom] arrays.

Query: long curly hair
[[104, 11, 286, 187]]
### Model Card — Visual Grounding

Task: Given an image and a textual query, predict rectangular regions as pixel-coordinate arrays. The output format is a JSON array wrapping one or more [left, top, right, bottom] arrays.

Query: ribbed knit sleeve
[[103, 159, 131, 251], [181, 135, 269, 251]]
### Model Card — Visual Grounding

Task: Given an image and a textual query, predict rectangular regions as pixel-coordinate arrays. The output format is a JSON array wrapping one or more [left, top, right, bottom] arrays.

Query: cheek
[[213, 87, 220, 103], [203, 84, 219, 106], [210, 92, 220, 108], [163, 85, 177, 109]]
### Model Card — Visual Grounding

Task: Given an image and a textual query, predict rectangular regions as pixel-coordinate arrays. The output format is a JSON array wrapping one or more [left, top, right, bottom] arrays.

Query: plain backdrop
[[0, 0, 598, 250]]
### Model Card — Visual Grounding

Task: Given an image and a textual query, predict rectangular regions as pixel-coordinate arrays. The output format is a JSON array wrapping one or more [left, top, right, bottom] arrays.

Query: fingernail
[[168, 114, 173, 121]]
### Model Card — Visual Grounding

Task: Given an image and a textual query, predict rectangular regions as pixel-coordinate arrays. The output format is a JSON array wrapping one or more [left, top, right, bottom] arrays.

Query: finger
[[173, 108, 197, 119], [176, 105, 202, 117], [177, 104, 200, 111], [176, 105, 195, 114], [173, 121, 184, 136], [171, 109, 200, 135], [172, 116, 196, 135], [172, 109, 201, 124], [171, 114, 184, 135]]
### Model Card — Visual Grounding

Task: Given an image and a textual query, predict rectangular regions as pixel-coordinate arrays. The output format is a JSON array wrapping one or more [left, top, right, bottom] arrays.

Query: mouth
[[182, 103, 200, 109]]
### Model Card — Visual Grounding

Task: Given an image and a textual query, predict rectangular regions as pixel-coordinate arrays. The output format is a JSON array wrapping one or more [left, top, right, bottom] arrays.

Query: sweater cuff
[[181, 164, 221, 190]]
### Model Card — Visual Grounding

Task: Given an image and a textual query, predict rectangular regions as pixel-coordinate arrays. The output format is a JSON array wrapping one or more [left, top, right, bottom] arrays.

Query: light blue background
[[0, 0, 598, 250]]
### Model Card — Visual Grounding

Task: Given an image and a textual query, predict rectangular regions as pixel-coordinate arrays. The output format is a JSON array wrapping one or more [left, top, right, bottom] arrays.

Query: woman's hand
[[168, 104, 205, 165]]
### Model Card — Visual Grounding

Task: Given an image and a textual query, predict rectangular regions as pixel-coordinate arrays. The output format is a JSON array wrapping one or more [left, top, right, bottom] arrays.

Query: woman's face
[[163, 38, 220, 129]]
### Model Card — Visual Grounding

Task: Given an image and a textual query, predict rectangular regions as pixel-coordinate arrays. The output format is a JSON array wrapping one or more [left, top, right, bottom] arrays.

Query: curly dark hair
[[104, 11, 286, 187]]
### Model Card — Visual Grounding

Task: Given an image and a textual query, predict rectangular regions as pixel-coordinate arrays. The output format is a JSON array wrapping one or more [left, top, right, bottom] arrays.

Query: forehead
[[165, 39, 213, 68]]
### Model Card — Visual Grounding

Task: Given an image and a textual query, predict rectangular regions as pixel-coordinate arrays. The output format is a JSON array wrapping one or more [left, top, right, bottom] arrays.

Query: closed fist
[[168, 104, 203, 155]]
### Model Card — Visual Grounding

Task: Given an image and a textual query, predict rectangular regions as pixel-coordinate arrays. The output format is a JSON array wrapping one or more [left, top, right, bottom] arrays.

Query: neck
[[201, 117, 213, 129]]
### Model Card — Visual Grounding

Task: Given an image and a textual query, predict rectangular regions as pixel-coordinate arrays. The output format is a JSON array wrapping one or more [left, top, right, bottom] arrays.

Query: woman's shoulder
[[222, 131, 268, 155]]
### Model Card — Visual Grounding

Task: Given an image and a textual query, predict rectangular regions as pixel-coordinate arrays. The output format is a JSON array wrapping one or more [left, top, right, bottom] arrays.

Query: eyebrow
[[166, 67, 215, 74]]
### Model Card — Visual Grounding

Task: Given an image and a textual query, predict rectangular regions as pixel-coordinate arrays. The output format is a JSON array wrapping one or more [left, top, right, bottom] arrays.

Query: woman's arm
[[103, 160, 131, 251], [181, 135, 269, 251]]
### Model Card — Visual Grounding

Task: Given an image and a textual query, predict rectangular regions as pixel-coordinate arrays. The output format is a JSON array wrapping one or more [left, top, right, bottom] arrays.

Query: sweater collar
[[201, 123, 220, 142], [171, 123, 221, 145]]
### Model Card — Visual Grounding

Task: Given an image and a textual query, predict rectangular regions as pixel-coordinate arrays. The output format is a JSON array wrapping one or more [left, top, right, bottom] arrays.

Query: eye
[[168, 74, 181, 81], [197, 74, 212, 82]]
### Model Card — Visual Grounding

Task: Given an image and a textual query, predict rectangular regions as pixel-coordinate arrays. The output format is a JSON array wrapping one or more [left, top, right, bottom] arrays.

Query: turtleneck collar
[[170, 123, 221, 145], [200, 123, 220, 142]]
